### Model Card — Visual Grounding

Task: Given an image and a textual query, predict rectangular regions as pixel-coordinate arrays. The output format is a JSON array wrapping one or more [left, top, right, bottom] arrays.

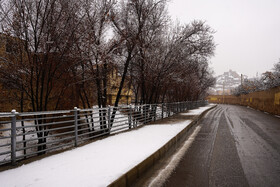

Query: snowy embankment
[[0, 105, 214, 187], [180, 105, 214, 115]]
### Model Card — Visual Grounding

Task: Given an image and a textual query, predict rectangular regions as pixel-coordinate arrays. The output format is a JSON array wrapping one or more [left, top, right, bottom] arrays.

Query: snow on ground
[[0, 105, 214, 187], [180, 104, 215, 116], [0, 123, 190, 187]]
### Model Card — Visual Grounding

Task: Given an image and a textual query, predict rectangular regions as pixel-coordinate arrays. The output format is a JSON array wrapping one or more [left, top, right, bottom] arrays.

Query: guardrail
[[0, 100, 207, 166]]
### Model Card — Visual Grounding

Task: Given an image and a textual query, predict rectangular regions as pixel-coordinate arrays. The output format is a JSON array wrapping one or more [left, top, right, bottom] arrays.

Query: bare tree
[[0, 0, 84, 154], [1, 0, 217, 134], [131, 20, 216, 103], [108, 0, 169, 125]]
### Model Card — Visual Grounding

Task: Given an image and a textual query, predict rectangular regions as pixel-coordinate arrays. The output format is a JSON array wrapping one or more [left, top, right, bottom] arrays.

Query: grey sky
[[168, 0, 280, 77]]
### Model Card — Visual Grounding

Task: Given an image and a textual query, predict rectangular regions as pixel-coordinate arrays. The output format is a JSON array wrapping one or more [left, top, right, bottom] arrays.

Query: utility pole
[[223, 81, 225, 104]]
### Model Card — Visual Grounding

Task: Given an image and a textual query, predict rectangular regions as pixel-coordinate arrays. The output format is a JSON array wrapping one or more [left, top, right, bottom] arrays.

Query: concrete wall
[[207, 86, 280, 115]]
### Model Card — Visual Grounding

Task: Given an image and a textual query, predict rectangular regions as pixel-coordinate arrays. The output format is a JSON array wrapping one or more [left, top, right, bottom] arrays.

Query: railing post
[[107, 106, 111, 133], [128, 105, 132, 129], [135, 106, 138, 127], [11, 109, 17, 165], [144, 104, 147, 124], [74, 107, 79, 147], [161, 103, 164, 119], [179, 102, 181, 112], [168, 104, 170, 117], [153, 104, 156, 122]]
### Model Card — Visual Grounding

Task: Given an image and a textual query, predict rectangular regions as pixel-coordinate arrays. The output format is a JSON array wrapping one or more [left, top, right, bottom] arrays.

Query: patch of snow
[[180, 105, 213, 116], [0, 123, 190, 187]]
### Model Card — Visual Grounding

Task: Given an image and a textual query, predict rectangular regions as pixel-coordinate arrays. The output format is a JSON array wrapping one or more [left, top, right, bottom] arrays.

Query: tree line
[[0, 0, 216, 112], [232, 61, 280, 96]]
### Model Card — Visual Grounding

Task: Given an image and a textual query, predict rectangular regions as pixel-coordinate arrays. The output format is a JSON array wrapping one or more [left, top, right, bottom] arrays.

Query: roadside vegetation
[[0, 0, 216, 112], [232, 61, 280, 96]]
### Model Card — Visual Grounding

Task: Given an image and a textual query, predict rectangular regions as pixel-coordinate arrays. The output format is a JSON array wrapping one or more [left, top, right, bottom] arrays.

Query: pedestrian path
[[0, 105, 214, 187]]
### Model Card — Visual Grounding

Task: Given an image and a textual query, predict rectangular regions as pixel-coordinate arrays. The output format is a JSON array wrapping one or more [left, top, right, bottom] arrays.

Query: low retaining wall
[[108, 105, 216, 187], [207, 86, 280, 115]]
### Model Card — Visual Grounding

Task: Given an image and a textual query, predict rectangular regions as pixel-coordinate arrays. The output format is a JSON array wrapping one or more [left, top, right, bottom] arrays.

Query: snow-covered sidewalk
[[0, 105, 214, 187]]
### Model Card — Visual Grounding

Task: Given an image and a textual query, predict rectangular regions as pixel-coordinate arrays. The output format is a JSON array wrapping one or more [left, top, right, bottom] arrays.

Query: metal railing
[[0, 100, 208, 166]]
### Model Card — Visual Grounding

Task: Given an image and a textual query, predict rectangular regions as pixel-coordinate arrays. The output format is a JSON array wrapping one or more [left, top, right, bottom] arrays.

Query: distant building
[[0, 33, 133, 111], [0, 33, 27, 112], [211, 69, 247, 95], [107, 67, 133, 105]]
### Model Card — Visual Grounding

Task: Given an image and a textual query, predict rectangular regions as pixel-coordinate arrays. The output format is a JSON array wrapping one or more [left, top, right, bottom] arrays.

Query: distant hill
[[210, 70, 248, 95]]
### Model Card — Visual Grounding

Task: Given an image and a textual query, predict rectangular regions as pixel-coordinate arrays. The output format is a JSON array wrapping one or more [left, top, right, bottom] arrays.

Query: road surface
[[149, 104, 280, 187]]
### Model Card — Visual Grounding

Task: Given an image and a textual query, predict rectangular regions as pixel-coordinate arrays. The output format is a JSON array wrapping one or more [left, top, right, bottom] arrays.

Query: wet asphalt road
[[163, 104, 280, 187]]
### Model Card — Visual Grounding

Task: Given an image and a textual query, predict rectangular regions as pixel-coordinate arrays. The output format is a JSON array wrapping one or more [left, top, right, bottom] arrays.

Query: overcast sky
[[168, 0, 280, 77]]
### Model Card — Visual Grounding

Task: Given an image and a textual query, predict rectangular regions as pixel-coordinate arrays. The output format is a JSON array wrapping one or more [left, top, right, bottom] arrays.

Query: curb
[[108, 105, 217, 187]]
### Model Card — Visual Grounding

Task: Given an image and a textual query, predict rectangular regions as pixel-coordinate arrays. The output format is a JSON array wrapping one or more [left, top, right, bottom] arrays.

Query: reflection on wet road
[[163, 104, 280, 187]]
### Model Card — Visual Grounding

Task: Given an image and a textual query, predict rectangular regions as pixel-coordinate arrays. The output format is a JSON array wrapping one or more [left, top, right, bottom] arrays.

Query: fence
[[0, 100, 207, 166]]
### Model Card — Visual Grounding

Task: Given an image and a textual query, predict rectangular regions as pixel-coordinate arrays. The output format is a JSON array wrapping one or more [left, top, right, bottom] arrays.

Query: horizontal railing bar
[[0, 159, 11, 164], [16, 141, 74, 160], [17, 124, 75, 137], [77, 128, 109, 137], [0, 150, 12, 156], [35, 119, 76, 127], [132, 113, 143, 118], [78, 118, 107, 124], [77, 126, 96, 133], [17, 114, 75, 123], [47, 131, 75, 138], [77, 127, 100, 133], [134, 115, 145, 120], [0, 121, 12, 124], [77, 113, 97, 117], [18, 110, 73, 117], [0, 142, 11, 148], [79, 108, 101, 112], [16, 136, 75, 152], [76, 117, 105, 122], [76, 122, 93, 127], [15, 120, 75, 130], [78, 131, 109, 141], [0, 128, 11, 132], [16, 130, 75, 145], [0, 136, 11, 140]]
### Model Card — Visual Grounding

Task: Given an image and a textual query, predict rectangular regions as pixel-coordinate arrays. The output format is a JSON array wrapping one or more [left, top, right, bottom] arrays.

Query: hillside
[[211, 70, 247, 95]]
